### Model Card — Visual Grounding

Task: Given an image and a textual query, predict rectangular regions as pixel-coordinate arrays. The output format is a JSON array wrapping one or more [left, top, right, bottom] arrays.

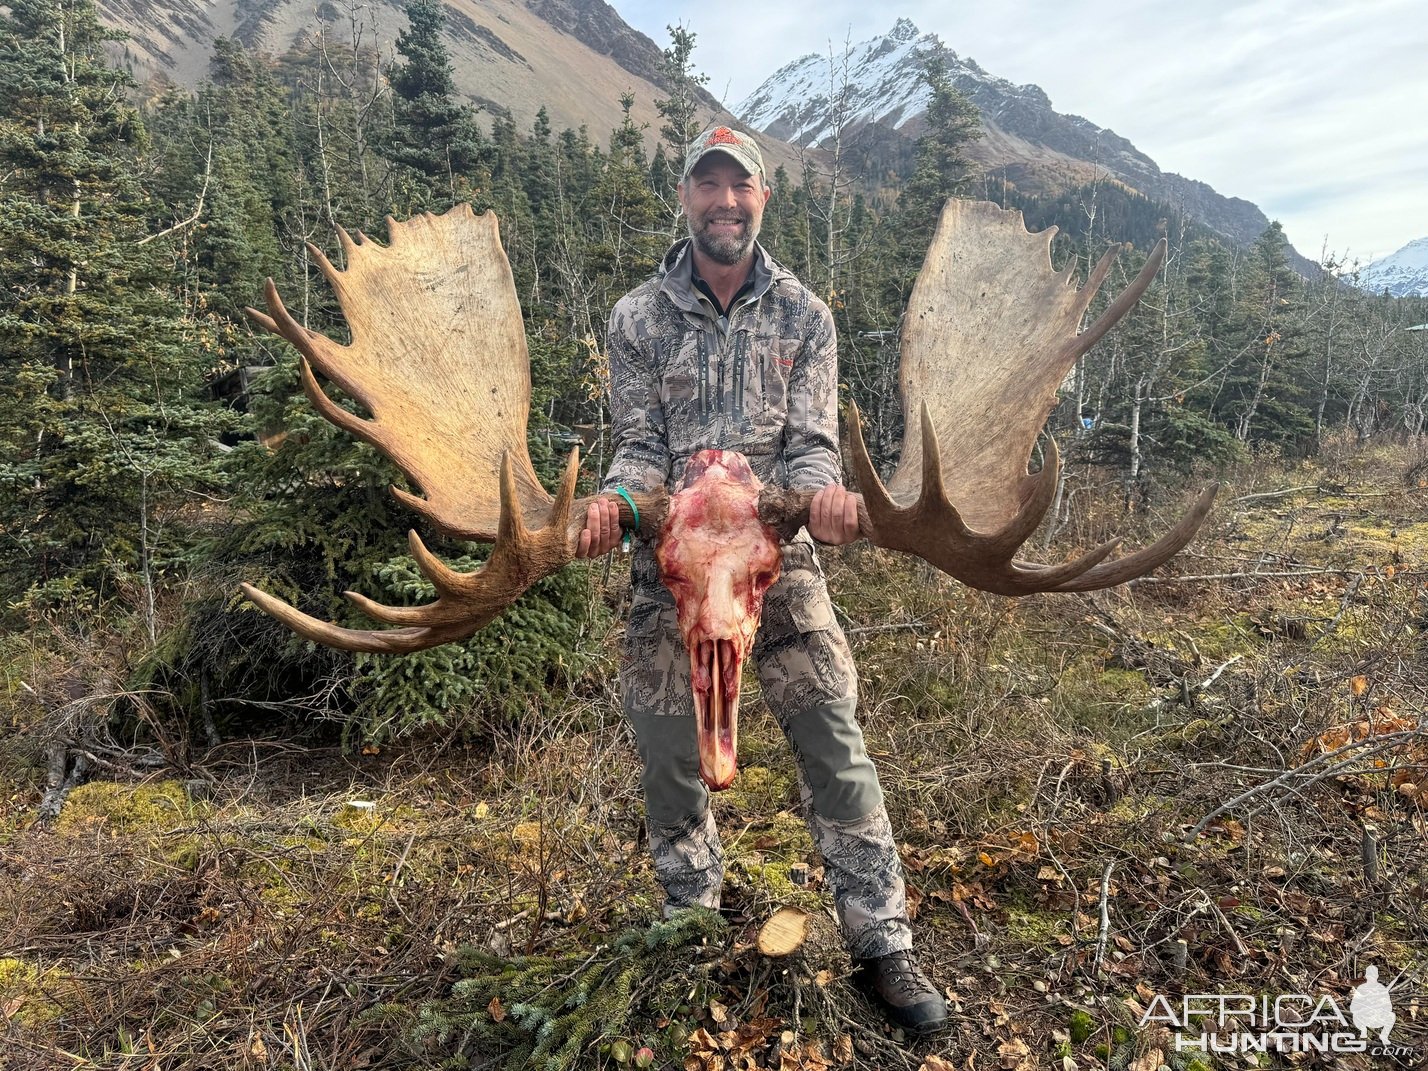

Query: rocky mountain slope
[[738, 18, 1276, 252], [98, 0, 758, 168], [1355, 237, 1428, 298], [101, 1, 1316, 268]]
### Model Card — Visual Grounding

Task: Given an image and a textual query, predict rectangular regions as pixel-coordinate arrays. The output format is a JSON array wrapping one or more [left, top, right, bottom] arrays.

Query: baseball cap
[[682, 126, 766, 183]]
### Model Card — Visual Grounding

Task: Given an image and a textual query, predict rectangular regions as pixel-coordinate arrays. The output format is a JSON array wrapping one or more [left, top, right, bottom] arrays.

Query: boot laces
[[878, 950, 933, 999]]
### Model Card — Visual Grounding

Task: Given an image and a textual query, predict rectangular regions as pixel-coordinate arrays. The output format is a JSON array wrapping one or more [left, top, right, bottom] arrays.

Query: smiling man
[[576, 127, 949, 1035]]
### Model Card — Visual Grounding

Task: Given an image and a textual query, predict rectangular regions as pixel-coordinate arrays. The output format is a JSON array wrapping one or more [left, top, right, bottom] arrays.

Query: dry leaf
[[1350, 675, 1369, 696], [919, 1056, 958, 1071], [906, 883, 924, 920], [1128, 1049, 1163, 1071], [801, 1039, 831, 1071], [487, 996, 506, 1022], [833, 1034, 853, 1065], [689, 1027, 720, 1055], [997, 1037, 1031, 1070]]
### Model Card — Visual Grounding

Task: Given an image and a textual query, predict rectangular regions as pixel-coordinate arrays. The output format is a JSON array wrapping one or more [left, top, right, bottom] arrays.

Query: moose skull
[[655, 450, 782, 790]]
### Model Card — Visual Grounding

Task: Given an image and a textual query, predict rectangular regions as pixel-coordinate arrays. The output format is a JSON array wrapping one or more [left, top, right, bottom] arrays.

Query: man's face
[[677, 155, 771, 266]]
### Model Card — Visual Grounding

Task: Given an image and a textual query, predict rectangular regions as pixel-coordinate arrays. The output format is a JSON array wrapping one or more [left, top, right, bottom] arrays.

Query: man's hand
[[808, 485, 862, 546], [576, 497, 623, 558]]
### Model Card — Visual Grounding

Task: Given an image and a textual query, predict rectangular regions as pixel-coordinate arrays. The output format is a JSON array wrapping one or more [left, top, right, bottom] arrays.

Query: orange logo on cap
[[706, 127, 740, 147]]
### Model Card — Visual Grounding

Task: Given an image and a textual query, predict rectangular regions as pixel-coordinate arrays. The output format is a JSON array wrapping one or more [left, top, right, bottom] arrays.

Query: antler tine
[[245, 279, 387, 450], [243, 448, 591, 653], [1066, 238, 1167, 365], [238, 581, 449, 654], [846, 401, 1121, 594], [241, 206, 677, 655], [1043, 483, 1219, 592]]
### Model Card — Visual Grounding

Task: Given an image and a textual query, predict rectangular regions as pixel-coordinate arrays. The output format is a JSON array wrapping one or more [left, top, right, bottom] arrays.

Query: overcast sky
[[611, 0, 1424, 266]]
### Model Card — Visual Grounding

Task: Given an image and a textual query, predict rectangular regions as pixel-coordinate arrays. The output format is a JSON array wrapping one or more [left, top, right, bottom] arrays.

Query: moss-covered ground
[[2, 444, 1425, 1069]]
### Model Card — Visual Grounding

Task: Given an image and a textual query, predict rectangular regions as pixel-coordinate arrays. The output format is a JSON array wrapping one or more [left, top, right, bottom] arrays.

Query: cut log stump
[[756, 906, 808, 957]]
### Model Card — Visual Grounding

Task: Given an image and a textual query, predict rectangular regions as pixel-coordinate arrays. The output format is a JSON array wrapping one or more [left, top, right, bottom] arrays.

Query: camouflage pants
[[621, 540, 912, 959]]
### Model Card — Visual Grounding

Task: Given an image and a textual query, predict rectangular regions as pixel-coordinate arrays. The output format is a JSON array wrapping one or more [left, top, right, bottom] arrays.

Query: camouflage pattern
[[604, 242, 912, 959], [600, 239, 841, 499], [624, 542, 911, 958]]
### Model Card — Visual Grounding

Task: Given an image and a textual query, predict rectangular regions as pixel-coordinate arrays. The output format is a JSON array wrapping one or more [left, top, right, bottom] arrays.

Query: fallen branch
[[1093, 860, 1116, 973], [1193, 654, 1242, 697], [843, 621, 931, 637], [1317, 570, 1366, 642], [1132, 568, 1357, 584], [37, 745, 92, 823], [1185, 729, 1424, 842], [1232, 485, 1319, 504], [1232, 484, 1401, 504]]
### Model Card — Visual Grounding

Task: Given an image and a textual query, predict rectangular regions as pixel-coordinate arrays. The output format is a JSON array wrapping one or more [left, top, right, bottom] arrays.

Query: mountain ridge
[[99, 0, 749, 170], [737, 18, 1294, 262], [98, 3, 1322, 273]]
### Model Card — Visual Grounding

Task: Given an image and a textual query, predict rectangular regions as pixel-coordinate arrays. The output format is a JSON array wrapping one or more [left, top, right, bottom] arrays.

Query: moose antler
[[243, 200, 1217, 792], [240, 205, 665, 652], [761, 200, 1216, 593], [855, 200, 1216, 592]]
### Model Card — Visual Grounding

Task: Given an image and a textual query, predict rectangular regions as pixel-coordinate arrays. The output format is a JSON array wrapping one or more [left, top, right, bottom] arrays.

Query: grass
[[2, 443, 1426, 1069]]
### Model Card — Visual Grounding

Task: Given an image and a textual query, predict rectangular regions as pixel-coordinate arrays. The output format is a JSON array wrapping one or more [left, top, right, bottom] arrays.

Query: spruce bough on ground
[[397, 908, 726, 1069]]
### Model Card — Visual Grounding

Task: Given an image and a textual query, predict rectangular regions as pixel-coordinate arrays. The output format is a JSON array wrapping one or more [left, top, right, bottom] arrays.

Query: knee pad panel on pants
[[783, 696, 883, 822], [627, 709, 708, 826]]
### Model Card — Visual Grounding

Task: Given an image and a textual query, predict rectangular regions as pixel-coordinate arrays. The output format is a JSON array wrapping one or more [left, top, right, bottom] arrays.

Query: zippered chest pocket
[[749, 333, 799, 423]]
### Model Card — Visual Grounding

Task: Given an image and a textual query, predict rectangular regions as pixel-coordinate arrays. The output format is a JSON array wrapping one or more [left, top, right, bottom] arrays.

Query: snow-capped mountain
[[1355, 238, 1428, 298], [738, 19, 941, 146], [737, 18, 1274, 252]]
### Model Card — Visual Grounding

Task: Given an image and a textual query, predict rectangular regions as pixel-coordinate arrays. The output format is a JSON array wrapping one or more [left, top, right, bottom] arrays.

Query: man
[[577, 127, 948, 1035]]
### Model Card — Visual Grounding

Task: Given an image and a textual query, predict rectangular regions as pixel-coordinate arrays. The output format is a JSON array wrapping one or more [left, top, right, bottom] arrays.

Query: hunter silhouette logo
[[1141, 963, 1415, 1057], [1349, 965, 1395, 1044]]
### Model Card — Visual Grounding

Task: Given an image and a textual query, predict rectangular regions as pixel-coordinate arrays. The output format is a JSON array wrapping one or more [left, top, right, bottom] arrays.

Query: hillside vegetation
[[3, 442, 1426, 1069]]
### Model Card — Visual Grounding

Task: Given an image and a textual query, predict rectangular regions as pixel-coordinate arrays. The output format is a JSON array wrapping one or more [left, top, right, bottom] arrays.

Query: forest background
[[2, 0, 1426, 1067]]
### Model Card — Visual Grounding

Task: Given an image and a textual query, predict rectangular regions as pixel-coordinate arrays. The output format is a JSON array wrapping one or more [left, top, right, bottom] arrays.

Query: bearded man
[[576, 127, 948, 1035]]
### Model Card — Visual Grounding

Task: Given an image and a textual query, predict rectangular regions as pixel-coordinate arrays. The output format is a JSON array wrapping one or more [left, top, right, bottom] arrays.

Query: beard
[[688, 211, 759, 266]]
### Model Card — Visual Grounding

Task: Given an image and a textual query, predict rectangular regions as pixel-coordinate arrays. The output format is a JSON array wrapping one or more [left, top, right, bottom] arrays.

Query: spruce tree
[[653, 25, 709, 209], [1218, 222, 1313, 445], [587, 95, 664, 305], [0, 0, 227, 616], [385, 0, 483, 209], [894, 53, 982, 273]]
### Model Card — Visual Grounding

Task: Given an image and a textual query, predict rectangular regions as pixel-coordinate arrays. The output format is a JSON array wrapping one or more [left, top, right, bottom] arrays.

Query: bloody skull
[[655, 450, 782, 790]]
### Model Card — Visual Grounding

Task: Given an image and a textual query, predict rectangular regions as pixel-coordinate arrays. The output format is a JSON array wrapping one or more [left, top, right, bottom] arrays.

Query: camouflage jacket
[[601, 238, 841, 498]]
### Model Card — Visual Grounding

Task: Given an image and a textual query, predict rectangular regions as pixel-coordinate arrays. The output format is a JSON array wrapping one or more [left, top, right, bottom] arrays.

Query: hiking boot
[[853, 949, 949, 1034]]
